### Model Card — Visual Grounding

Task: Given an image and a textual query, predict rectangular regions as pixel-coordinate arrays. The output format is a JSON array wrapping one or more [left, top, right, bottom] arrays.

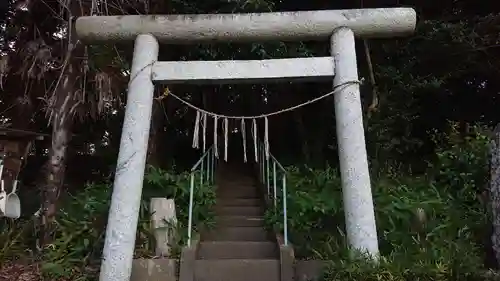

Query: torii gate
[[75, 8, 416, 281]]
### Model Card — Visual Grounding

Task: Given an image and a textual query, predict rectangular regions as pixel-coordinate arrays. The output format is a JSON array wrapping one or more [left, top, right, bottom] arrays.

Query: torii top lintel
[[75, 8, 416, 44]]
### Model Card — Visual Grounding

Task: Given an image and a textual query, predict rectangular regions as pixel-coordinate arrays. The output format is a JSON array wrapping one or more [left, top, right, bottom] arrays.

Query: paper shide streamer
[[252, 119, 258, 162], [224, 117, 229, 162], [241, 119, 247, 163], [192, 111, 201, 149], [213, 116, 219, 158], [190, 109, 270, 163], [202, 112, 207, 152], [177, 80, 361, 163]]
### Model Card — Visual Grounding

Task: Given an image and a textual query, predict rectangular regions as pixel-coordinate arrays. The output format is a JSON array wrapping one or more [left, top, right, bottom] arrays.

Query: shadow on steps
[[193, 160, 282, 281]]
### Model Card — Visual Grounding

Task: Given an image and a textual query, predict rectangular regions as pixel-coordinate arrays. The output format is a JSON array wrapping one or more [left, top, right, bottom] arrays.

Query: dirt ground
[[0, 262, 41, 281]]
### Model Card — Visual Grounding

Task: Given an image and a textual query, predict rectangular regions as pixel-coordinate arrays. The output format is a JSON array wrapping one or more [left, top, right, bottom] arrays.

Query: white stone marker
[[150, 198, 178, 256]]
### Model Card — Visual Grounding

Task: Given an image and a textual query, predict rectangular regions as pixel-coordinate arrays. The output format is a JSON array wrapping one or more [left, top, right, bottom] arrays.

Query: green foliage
[[0, 218, 35, 262], [39, 183, 112, 280], [1, 166, 215, 280], [432, 123, 490, 201], [143, 165, 216, 238], [321, 254, 500, 281], [264, 166, 343, 258], [265, 124, 492, 279]]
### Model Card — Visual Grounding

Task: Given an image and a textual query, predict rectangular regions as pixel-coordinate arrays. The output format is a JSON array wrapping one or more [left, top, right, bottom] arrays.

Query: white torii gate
[[75, 8, 416, 281]]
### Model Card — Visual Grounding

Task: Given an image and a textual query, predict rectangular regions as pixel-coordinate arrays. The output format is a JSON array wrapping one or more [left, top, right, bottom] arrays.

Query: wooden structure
[[0, 128, 46, 217], [0, 129, 45, 188]]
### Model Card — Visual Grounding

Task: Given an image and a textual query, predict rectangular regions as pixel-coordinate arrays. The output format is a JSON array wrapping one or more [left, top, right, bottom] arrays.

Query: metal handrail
[[256, 141, 288, 246], [187, 145, 216, 246]]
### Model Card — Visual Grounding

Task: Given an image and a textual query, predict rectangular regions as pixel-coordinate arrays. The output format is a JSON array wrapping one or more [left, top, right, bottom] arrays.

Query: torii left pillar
[[99, 34, 158, 281]]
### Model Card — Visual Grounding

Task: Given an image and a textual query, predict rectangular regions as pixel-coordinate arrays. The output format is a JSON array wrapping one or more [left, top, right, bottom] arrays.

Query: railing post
[[212, 149, 215, 183], [209, 149, 212, 183], [331, 27, 379, 259], [206, 149, 211, 183], [266, 155, 270, 196], [261, 145, 265, 183], [99, 34, 158, 281], [210, 148, 213, 183], [200, 157, 204, 185], [187, 173, 195, 247], [273, 161, 277, 206], [258, 142, 261, 182], [256, 142, 259, 178], [282, 174, 288, 246], [264, 152, 266, 184]]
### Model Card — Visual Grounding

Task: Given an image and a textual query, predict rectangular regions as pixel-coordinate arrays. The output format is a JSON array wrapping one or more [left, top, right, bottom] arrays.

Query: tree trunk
[[489, 123, 500, 268], [40, 2, 83, 246], [41, 107, 73, 244]]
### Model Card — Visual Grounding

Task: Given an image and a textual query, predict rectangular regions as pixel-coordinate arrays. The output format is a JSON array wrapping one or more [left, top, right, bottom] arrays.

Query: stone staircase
[[194, 164, 281, 281]]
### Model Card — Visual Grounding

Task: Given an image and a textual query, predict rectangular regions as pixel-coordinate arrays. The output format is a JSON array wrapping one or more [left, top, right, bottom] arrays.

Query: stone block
[[131, 258, 177, 281], [150, 198, 177, 256]]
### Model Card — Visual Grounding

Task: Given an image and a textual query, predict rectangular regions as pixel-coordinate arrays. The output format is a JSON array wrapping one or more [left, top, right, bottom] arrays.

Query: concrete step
[[218, 175, 255, 180], [217, 181, 257, 186], [215, 206, 264, 216], [217, 183, 257, 189], [216, 215, 265, 227], [218, 198, 262, 207], [202, 226, 269, 241], [217, 192, 261, 199], [217, 175, 255, 181], [217, 191, 260, 199], [194, 259, 280, 281], [198, 241, 278, 259]]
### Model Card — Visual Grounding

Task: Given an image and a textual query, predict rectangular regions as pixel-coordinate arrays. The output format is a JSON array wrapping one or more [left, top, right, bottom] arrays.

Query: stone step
[[217, 194, 260, 199], [218, 198, 262, 207], [198, 241, 278, 259], [217, 190, 260, 199], [217, 180, 258, 186], [215, 206, 264, 216], [216, 215, 265, 227], [194, 259, 280, 281], [202, 226, 270, 241], [217, 191, 259, 197], [217, 183, 257, 188]]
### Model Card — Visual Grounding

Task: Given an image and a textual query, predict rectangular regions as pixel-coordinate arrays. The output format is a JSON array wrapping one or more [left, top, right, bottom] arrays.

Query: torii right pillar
[[331, 27, 379, 259]]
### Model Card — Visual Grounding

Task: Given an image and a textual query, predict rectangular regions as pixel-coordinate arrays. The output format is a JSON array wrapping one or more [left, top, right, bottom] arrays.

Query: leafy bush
[[0, 218, 35, 262], [432, 123, 490, 203], [321, 253, 500, 281], [144, 165, 216, 235], [265, 125, 491, 278], [263, 166, 343, 258], [1, 165, 215, 280]]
